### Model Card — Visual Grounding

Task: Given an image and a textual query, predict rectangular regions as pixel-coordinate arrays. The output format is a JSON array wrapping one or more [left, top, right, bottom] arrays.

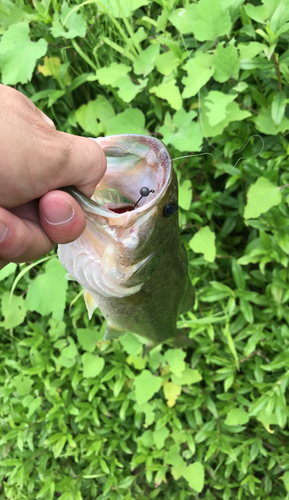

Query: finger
[[39, 190, 86, 244], [0, 85, 107, 207], [0, 207, 55, 266]]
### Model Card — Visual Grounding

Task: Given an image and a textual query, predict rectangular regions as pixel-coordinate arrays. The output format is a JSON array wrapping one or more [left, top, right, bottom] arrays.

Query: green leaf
[[271, 91, 286, 126], [178, 180, 192, 211], [76, 328, 103, 352], [163, 380, 181, 407], [155, 50, 180, 76], [0, 262, 17, 281], [97, 0, 150, 18], [182, 53, 215, 98], [153, 426, 170, 450], [1, 292, 26, 328], [25, 259, 68, 320], [244, 177, 282, 219], [238, 42, 266, 60], [107, 109, 147, 135], [214, 41, 240, 82], [254, 107, 289, 135], [225, 407, 249, 426], [96, 62, 130, 86], [183, 462, 205, 492], [189, 226, 216, 263], [150, 79, 182, 110], [164, 349, 186, 377], [82, 353, 105, 378], [205, 91, 236, 126], [119, 333, 144, 355], [133, 43, 160, 77], [184, 0, 232, 41], [165, 443, 185, 467], [134, 370, 162, 404], [27, 397, 42, 419], [75, 95, 115, 135], [172, 367, 202, 386], [0, 23, 47, 85], [201, 101, 251, 137], [50, 1, 86, 39], [159, 109, 203, 152], [282, 471, 289, 493], [244, 4, 269, 23], [116, 76, 148, 103], [13, 375, 33, 396]]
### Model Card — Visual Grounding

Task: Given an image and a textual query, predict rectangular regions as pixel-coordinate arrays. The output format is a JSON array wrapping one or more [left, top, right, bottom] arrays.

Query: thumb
[[56, 132, 107, 198]]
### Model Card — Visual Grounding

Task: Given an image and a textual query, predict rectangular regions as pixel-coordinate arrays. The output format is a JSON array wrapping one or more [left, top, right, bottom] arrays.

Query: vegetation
[[1, 0, 289, 498]]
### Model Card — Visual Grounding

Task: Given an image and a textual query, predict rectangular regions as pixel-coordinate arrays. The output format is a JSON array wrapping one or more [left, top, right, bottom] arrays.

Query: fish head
[[58, 134, 179, 300]]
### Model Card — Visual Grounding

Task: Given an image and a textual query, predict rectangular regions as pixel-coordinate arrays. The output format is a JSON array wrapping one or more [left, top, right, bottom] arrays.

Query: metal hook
[[133, 187, 155, 209]]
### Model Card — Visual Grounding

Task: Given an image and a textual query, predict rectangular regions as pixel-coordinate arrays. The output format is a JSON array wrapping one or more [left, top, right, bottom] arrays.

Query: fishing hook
[[133, 187, 155, 209]]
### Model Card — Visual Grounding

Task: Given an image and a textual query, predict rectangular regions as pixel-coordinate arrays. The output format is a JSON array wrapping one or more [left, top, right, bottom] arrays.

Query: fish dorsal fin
[[84, 291, 98, 319], [104, 322, 126, 340]]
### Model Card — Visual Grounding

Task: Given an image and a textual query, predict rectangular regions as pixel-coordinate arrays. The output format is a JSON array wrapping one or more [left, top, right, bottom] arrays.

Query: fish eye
[[162, 202, 178, 218]]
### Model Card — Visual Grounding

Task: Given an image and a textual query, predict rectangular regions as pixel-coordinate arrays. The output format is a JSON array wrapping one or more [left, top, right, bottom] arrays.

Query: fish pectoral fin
[[84, 291, 98, 320], [104, 323, 127, 340]]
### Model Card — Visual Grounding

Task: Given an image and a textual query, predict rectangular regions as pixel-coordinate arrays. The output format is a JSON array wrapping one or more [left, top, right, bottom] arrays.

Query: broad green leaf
[[115, 76, 148, 103], [282, 471, 289, 492], [153, 426, 170, 450], [97, 0, 150, 18], [107, 109, 147, 135], [201, 101, 251, 137], [1, 292, 26, 328], [238, 42, 266, 60], [133, 401, 156, 426], [182, 53, 215, 98], [225, 407, 249, 426], [0, 262, 17, 281], [82, 353, 105, 378], [213, 41, 240, 82], [76, 328, 103, 352], [0, 23, 47, 85], [140, 430, 154, 447], [150, 79, 182, 110], [205, 91, 236, 126], [13, 375, 33, 396], [172, 367, 202, 386], [155, 50, 180, 76], [38, 56, 61, 78], [244, 177, 282, 219], [27, 397, 42, 419], [134, 370, 162, 404], [133, 43, 160, 76], [25, 259, 68, 320], [254, 107, 289, 135], [244, 4, 268, 23], [183, 462, 205, 492], [119, 333, 144, 356], [271, 91, 286, 126], [181, 0, 232, 41], [57, 337, 78, 368], [178, 180, 192, 211], [159, 109, 203, 152], [165, 444, 185, 467], [75, 95, 115, 135], [164, 349, 186, 377], [96, 63, 130, 86], [189, 226, 216, 263], [163, 380, 181, 407], [127, 354, 147, 370], [50, 1, 86, 39], [168, 6, 196, 34]]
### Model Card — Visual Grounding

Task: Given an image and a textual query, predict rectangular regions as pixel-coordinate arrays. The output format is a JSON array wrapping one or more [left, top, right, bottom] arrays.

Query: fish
[[58, 134, 194, 347]]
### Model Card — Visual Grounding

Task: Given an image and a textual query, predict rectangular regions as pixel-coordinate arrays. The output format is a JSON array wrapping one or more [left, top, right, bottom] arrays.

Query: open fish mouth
[[89, 134, 172, 218]]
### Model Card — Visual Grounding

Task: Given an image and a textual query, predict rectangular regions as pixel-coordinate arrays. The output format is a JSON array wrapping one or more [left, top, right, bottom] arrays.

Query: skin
[[0, 85, 107, 270]]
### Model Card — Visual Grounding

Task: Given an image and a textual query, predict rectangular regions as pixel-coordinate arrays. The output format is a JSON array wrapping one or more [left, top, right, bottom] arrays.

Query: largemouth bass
[[58, 134, 194, 347]]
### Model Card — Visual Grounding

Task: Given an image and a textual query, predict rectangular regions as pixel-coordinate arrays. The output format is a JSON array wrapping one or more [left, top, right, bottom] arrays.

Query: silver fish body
[[58, 134, 194, 346]]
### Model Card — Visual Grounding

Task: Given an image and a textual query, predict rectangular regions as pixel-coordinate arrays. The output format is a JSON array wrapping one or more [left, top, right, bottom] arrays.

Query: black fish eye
[[162, 202, 178, 218]]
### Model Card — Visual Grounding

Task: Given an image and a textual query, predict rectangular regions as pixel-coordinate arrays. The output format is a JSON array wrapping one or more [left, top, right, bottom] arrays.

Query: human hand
[[0, 85, 106, 270]]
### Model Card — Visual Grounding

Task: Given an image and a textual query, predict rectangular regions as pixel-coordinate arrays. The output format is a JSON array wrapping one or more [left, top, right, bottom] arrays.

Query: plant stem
[[273, 53, 283, 92]]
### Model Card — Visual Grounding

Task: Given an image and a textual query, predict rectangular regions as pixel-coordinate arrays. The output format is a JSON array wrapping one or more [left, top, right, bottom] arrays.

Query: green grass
[[1, 0, 289, 498]]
